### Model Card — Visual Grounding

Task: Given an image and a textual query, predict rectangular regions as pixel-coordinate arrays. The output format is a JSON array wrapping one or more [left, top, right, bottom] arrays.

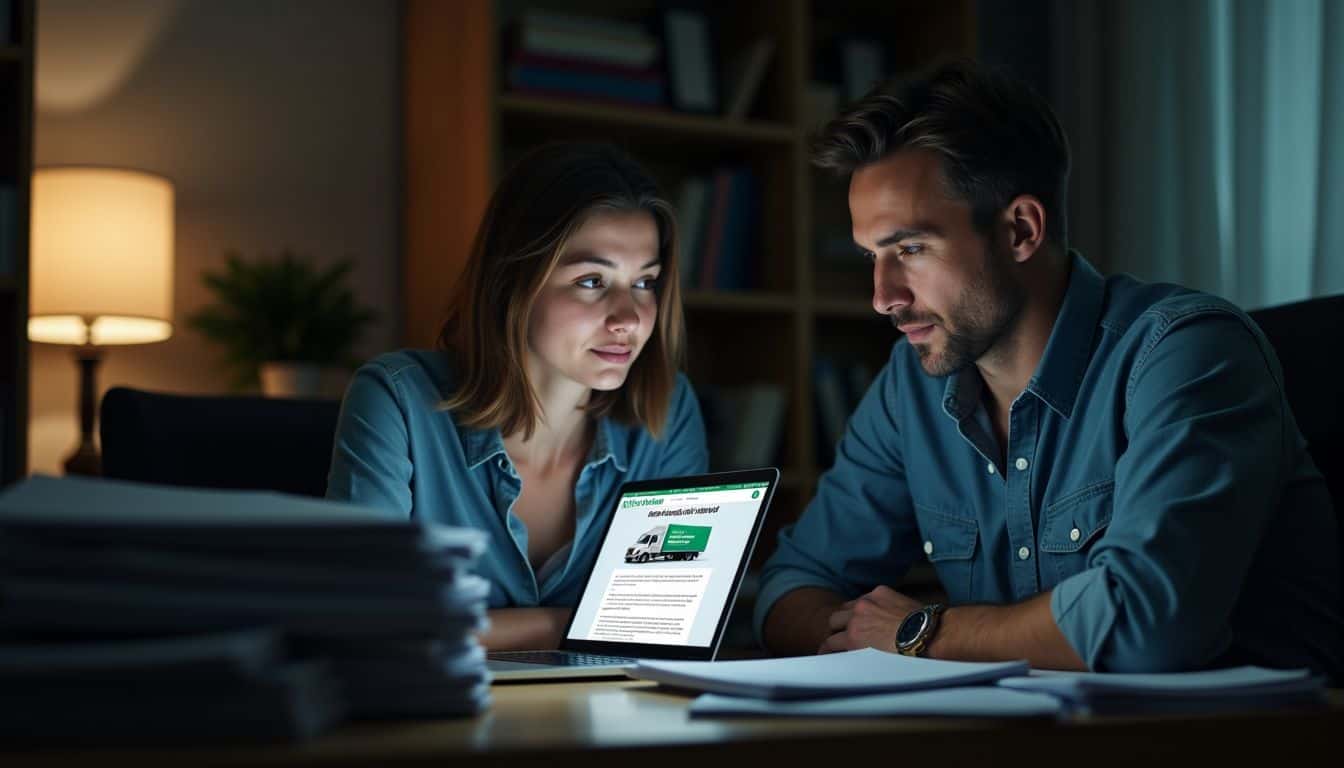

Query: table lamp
[[29, 167, 174, 475]]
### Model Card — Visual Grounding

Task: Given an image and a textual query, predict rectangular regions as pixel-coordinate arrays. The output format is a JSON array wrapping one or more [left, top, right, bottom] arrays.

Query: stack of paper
[[631, 648, 1058, 717], [632, 648, 1326, 719], [0, 628, 342, 744], [997, 667, 1327, 715], [0, 475, 493, 735]]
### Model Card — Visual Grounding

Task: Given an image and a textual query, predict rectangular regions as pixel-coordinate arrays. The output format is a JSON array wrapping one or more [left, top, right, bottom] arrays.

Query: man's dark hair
[[812, 59, 1070, 246]]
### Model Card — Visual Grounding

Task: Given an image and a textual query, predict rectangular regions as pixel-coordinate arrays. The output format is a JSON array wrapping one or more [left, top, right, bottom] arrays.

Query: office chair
[[99, 387, 342, 497], [1247, 294, 1344, 576]]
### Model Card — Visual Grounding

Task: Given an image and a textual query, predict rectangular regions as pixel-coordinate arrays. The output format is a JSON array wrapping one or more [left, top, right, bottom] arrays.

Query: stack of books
[[504, 10, 665, 108], [0, 475, 492, 742]]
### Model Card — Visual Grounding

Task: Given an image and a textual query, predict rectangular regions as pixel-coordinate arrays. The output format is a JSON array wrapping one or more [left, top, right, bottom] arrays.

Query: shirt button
[[923, 540, 934, 555], [1015, 457, 1029, 471], [986, 462, 996, 475], [1069, 527, 1081, 542], [1018, 546, 1031, 560]]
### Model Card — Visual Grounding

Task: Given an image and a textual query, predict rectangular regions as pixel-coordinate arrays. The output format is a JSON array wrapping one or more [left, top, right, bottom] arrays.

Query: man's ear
[[1002, 195, 1047, 263]]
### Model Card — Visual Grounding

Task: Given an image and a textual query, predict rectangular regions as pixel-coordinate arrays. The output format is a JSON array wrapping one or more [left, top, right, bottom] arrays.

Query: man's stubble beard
[[904, 242, 1026, 378]]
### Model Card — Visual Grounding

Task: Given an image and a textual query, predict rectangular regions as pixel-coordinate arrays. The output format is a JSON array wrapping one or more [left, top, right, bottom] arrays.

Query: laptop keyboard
[[488, 650, 634, 666]]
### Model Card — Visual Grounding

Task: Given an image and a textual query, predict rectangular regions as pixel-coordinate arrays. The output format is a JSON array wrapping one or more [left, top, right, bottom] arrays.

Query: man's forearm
[[928, 590, 1088, 670], [762, 587, 847, 656]]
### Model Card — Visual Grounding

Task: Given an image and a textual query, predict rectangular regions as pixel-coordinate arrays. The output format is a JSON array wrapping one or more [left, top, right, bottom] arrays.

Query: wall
[[30, 0, 400, 474]]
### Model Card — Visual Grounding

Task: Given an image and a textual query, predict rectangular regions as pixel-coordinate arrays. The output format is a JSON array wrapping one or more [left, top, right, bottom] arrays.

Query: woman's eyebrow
[[559, 252, 662, 269]]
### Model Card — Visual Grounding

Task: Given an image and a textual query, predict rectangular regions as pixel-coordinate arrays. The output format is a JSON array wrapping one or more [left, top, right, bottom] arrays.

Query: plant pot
[[259, 362, 324, 398]]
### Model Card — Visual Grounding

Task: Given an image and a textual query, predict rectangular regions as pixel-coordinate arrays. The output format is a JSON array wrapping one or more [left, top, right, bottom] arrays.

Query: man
[[756, 60, 1342, 680]]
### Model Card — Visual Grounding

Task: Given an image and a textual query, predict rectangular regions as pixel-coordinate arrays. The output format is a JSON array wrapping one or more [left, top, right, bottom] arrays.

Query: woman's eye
[[576, 276, 604, 289], [634, 276, 659, 290]]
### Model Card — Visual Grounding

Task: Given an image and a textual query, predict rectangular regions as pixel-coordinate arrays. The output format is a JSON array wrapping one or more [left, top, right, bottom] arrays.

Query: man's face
[[849, 149, 1025, 377]]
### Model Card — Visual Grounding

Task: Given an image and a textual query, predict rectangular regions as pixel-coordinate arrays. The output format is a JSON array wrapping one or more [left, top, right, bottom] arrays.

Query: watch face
[[896, 610, 928, 646]]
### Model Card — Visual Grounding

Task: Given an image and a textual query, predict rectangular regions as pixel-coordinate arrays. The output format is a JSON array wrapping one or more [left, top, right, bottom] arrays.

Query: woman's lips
[[592, 347, 632, 363]]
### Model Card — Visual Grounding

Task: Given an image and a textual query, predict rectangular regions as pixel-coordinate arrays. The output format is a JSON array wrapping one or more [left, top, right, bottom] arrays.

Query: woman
[[327, 142, 708, 650]]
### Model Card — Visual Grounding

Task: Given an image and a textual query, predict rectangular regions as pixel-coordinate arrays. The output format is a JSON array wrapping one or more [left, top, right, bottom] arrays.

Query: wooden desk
[[10, 681, 1344, 766]]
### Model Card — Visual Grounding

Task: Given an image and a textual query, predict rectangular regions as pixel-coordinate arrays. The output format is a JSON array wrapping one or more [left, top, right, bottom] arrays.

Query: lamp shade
[[29, 167, 174, 345]]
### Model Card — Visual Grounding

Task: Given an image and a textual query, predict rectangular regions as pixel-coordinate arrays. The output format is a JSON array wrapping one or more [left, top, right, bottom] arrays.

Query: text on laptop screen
[[565, 481, 770, 647]]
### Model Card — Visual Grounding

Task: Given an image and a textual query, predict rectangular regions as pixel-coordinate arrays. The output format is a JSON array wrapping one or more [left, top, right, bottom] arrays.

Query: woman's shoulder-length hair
[[438, 142, 686, 440]]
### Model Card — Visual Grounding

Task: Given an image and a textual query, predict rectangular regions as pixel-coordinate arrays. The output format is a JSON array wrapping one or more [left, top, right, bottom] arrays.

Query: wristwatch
[[895, 603, 945, 657]]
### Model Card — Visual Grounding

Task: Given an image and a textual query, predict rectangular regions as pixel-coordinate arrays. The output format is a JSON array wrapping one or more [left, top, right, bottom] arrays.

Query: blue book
[[715, 169, 760, 291], [508, 65, 665, 106]]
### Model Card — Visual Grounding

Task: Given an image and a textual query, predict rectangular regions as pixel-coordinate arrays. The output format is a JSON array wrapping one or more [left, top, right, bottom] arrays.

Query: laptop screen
[[562, 469, 777, 658]]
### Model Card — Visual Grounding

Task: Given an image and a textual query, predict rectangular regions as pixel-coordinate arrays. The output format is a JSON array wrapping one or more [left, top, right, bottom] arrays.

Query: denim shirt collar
[[460, 413, 630, 473], [942, 251, 1105, 422]]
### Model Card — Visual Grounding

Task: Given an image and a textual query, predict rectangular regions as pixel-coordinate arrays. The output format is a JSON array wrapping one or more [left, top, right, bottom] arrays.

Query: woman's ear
[[1004, 194, 1047, 263]]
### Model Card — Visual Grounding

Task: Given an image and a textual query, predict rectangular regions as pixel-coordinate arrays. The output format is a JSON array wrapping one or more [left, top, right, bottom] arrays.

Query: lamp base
[[64, 346, 104, 476], [63, 441, 102, 476]]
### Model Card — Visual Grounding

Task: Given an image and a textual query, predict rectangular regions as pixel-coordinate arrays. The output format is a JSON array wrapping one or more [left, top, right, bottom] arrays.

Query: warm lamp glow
[[29, 167, 174, 345]]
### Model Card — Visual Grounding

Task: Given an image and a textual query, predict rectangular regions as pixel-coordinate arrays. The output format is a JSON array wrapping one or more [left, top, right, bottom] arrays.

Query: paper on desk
[[629, 648, 1029, 699], [997, 666, 1321, 700], [690, 687, 1062, 718]]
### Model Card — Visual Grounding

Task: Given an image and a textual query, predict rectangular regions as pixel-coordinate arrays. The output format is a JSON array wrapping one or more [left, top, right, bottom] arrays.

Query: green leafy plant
[[188, 250, 378, 390]]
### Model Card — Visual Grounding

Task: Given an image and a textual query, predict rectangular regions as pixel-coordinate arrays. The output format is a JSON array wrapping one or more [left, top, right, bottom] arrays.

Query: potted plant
[[188, 250, 378, 397]]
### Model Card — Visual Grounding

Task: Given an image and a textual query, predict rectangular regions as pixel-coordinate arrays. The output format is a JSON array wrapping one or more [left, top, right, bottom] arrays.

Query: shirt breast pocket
[[1040, 479, 1114, 583], [914, 505, 979, 605]]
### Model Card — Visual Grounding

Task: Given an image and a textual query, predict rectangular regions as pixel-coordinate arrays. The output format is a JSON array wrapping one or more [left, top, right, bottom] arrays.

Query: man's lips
[[898, 324, 935, 342]]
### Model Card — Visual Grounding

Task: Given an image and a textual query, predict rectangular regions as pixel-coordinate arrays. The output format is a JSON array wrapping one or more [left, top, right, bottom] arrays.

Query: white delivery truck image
[[624, 524, 711, 563]]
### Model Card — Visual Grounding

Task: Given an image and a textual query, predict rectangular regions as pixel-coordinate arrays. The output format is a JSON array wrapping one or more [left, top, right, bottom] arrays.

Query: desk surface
[[11, 681, 1344, 766]]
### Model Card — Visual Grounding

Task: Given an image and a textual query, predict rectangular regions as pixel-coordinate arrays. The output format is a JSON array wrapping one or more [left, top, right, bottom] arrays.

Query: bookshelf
[[402, 0, 974, 567], [0, 0, 32, 485]]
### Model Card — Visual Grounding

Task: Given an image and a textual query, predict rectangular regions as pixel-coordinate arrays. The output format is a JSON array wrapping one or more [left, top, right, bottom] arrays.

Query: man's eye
[[576, 277, 603, 289], [899, 244, 924, 257]]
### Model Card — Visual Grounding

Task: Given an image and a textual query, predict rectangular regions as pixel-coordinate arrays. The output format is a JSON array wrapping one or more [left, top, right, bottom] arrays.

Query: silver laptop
[[487, 467, 779, 681]]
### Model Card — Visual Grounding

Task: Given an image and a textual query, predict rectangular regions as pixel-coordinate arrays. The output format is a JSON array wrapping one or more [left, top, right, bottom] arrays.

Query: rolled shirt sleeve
[[1051, 310, 1289, 672], [754, 354, 923, 644], [326, 361, 415, 518]]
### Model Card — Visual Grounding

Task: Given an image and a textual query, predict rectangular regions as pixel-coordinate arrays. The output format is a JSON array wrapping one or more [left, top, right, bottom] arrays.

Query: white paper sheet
[[629, 648, 1029, 699], [690, 686, 1062, 717]]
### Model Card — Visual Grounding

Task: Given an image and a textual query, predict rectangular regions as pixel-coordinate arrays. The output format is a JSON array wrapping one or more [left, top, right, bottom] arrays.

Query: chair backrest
[[99, 387, 342, 498], [1247, 294, 1344, 566]]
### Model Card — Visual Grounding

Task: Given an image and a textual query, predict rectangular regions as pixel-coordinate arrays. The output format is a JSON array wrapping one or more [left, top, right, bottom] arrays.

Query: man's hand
[[818, 585, 921, 654]]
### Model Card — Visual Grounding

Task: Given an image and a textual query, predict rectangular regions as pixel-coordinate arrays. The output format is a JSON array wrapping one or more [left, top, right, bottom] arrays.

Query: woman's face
[[527, 209, 662, 393]]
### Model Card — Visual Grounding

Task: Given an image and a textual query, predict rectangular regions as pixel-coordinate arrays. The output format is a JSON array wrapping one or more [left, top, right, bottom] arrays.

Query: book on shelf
[[676, 176, 711, 289], [840, 37, 886, 103], [505, 11, 666, 108], [812, 357, 850, 466], [723, 38, 774, 119], [699, 383, 787, 472], [505, 62, 665, 107], [691, 167, 760, 292], [513, 11, 661, 69], [659, 6, 717, 113]]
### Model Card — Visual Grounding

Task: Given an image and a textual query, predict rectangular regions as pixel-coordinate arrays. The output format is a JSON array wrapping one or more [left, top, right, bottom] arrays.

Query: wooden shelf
[[498, 94, 796, 146], [813, 296, 877, 319], [682, 291, 796, 314]]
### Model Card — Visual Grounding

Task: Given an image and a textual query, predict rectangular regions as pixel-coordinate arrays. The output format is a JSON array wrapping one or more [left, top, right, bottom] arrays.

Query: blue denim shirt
[[327, 350, 709, 608], [757, 255, 1343, 679]]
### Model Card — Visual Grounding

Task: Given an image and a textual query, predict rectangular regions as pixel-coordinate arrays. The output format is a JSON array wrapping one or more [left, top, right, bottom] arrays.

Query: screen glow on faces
[[526, 210, 662, 393]]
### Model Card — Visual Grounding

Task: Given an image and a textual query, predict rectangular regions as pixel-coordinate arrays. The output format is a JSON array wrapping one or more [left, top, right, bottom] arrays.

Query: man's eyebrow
[[559, 252, 662, 269], [872, 226, 942, 249]]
